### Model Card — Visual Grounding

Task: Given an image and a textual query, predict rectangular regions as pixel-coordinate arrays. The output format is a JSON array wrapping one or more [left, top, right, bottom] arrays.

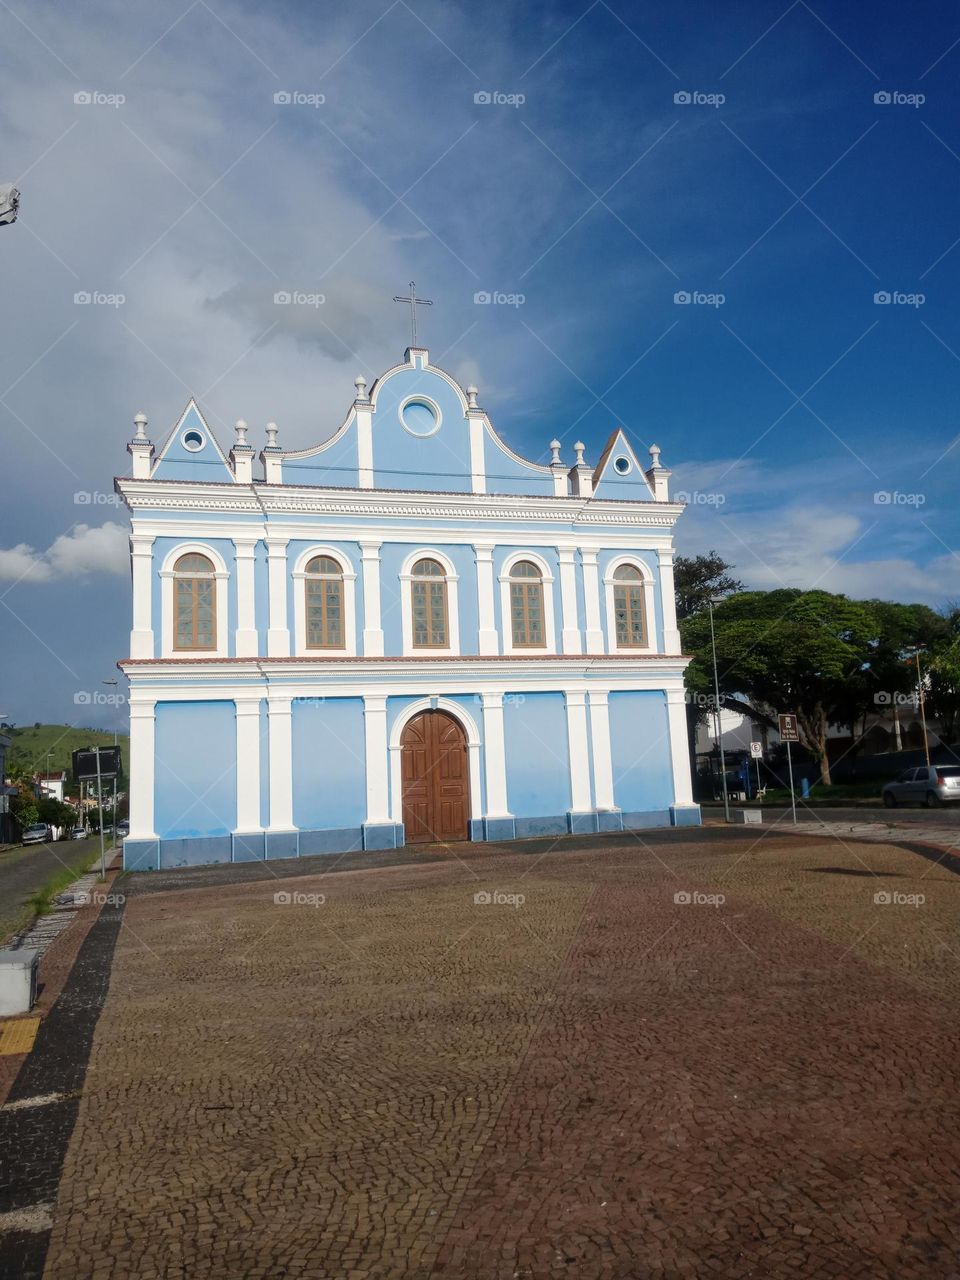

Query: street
[[0, 837, 106, 944]]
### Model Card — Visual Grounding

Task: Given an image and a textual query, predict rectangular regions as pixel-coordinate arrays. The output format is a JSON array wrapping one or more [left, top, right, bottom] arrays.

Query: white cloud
[[0, 523, 127, 584]]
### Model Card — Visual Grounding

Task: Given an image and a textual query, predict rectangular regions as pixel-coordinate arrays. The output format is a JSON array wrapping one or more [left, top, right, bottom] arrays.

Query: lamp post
[[708, 598, 730, 822], [912, 648, 931, 767]]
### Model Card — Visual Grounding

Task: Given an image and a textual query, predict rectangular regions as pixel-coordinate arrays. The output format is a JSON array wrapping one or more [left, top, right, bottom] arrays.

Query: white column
[[481, 692, 511, 817], [564, 691, 593, 813], [581, 551, 604, 654], [356, 402, 374, 488], [234, 537, 259, 657], [266, 537, 290, 657], [666, 686, 696, 807], [588, 691, 616, 811], [468, 413, 486, 493], [360, 540, 384, 656], [474, 544, 498, 655], [557, 546, 582, 655], [130, 534, 154, 659], [234, 697, 262, 832], [363, 694, 390, 823], [128, 699, 157, 837], [267, 695, 294, 829], [658, 548, 681, 655]]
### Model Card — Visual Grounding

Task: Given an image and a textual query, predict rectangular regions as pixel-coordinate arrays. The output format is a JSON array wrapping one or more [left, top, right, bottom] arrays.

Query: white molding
[[234, 697, 262, 832], [159, 541, 230, 659], [469, 413, 486, 494], [398, 392, 443, 438], [498, 550, 556, 656], [657, 547, 681, 655], [266, 537, 291, 657], [128, 700, 157, 838], [564, 690, 592, 813], [557, 546, 582, 655], [266, 694, 294, 830], [130, 533, 155, 659], [481, 692, 511, 819], [364, 694, 390, 824], [359, 540, 384, 656], [602, 555, 657, 656], [587, 691, 616, 811], [666, 686, 695, 806], [290, 545, 358, 657], [580, 550, 604, 654], [233, 537, 258, 658], [399, 547, 461, 657], [356, 404, 374, 488], [387, 697, 483, 824], [473, 543, 499, 655]]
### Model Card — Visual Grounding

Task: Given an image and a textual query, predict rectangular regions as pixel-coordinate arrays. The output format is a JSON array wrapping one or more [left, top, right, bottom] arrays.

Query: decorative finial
[[234, 418, 248, 446], [133, 411, 148, 440], [265, 421, 279, 449], [574, 441, 586, 466], [466, 384, 479, 409], [649, 443, 662, 468], [550, 438, 562, 465], [354, 374, 368, 400]]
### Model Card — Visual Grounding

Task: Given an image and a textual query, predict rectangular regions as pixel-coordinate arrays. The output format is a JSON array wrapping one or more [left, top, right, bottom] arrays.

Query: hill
[[3, 723, 129, 781]]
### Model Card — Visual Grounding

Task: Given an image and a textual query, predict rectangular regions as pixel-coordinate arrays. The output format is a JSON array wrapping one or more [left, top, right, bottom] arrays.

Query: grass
[[4, 722, 129, 780]]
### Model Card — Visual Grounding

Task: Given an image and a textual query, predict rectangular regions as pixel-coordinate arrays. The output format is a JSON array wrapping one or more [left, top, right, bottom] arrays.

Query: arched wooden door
[[401, 710, 469, 843]]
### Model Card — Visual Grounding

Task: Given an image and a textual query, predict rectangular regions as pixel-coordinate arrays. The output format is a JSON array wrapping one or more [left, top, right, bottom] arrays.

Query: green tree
[[674, 551, 742, 621], [681, 589, 876, 785]]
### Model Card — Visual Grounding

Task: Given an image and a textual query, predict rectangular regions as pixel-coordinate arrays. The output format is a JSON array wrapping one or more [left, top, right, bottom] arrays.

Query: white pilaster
[[481, 692, 511, 818], [356, 401, 374, 488], [234, 697, 262, 832], [234, 537, 259, 657], [588, 691, 616, 811], [474, 543, 498, 655], [557, 546, 582, 655], [581, 550, 604, 654], [128, 699, 157, 838], [468, 412, 486, 493], [564, 691, 593, 813], [658, 548, 681, 655], [267, 695, 294, 829], [666, 686, 695, 806], [363, 694, 390, 823], [129, 533, 155, 659], [360, 540, 384, 656], [266, 537, 290, 657]]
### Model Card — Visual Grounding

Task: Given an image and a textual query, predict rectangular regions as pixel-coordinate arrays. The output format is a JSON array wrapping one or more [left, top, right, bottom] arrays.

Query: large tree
[[681, 589, 877, 785], [674, 551, 742, 621]]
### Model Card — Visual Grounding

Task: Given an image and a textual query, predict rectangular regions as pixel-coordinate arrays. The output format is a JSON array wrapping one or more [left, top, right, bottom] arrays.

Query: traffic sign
[[778, 713, 800, 743], [749, 741, 763, 759]]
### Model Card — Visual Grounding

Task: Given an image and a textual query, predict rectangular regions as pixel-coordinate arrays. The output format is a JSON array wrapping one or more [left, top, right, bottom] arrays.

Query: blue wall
[[292, 696, 366, 829], [155, 700, 237, 837], [608, 691, 674, 813], [503, 692, 570, 817]]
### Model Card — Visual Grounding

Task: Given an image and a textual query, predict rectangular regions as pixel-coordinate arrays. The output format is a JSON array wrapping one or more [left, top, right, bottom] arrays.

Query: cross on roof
[[393, 280, 433, 346]]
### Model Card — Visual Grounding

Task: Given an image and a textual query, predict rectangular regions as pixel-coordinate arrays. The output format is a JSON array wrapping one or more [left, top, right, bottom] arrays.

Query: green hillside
[[3, 723, 129, 781]]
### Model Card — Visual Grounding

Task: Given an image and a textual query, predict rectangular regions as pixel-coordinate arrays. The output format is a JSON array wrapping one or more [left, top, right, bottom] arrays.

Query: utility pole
[[915, 648, 931, 767], [103, 679, 120, 844], [708, 598, 730, 822]]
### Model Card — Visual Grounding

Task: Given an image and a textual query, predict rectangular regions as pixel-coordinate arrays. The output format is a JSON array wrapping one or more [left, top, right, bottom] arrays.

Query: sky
[[2, 0, 960, 727]]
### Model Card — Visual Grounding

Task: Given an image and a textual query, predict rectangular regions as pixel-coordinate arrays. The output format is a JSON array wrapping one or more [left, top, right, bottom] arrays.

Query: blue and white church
[[118, 344, 700, 871]]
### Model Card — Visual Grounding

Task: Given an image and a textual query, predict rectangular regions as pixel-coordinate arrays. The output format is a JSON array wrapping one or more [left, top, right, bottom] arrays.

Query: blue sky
[[2, 0, 959, 726]]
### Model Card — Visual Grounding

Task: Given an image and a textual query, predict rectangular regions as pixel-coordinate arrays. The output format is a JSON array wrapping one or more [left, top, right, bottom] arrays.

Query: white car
[[882, 765, 960, 807]]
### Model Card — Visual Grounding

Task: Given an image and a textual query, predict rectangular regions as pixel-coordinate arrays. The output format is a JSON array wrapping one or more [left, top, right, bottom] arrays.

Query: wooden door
[[401, 711, 469, 843]]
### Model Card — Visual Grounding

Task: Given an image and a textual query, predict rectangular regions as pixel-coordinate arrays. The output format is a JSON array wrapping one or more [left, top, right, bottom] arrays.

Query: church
[[118, 341, 700, 871]]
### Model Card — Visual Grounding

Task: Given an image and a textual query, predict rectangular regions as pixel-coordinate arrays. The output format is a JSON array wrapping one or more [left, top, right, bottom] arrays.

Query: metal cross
[[393, 280, 433, 346]]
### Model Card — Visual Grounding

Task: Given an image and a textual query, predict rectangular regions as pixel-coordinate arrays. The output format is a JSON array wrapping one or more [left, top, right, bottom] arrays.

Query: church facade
[[118, 346, 699, 871]]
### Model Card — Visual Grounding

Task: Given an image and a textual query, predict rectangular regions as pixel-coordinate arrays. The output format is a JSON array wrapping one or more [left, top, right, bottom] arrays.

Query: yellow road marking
[[0, 1017, 41, 1056]]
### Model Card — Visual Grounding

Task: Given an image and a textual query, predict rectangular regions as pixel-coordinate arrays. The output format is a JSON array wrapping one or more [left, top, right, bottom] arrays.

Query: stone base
[[670, 805, 702, 827]]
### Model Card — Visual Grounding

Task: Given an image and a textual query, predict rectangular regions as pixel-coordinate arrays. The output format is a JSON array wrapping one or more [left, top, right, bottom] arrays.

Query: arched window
[[304, 555, 345, 649], [173, 553, 216, 651], [612, 564, 646, 648], [411, 558, 448, 648], [509, 560, 545, 648]]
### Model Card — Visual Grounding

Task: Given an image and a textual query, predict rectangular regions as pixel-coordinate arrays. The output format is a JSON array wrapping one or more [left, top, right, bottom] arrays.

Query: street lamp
[[103, 679, 120, 844], [707, 598, 731, 822], [910, 648, 931, 767]]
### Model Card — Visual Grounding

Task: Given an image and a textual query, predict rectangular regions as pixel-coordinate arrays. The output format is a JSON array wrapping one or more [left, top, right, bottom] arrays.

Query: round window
[[400, 397, 441, 437], [613, 455, 632, 475], [182, 429, 205, 452]]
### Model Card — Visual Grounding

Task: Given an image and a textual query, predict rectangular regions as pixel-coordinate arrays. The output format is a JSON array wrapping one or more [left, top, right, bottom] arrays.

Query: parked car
[[882, 765, 960, 808], [71, 826, 87, 840], [21, 823, 51, 844], [116, 820, 129, 837]]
